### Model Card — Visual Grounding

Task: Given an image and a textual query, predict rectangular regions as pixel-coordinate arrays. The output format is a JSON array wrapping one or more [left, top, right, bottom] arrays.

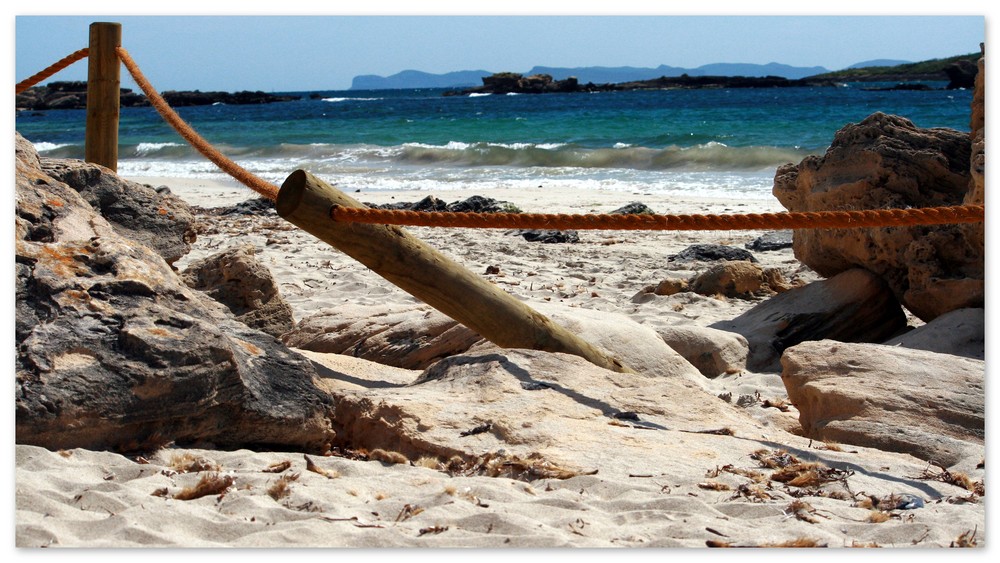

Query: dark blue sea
[[15, 83, 974, 199]]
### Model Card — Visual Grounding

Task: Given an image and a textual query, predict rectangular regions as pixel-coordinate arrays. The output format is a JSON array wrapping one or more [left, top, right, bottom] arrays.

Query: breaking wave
[[390, 141, 811, 171]]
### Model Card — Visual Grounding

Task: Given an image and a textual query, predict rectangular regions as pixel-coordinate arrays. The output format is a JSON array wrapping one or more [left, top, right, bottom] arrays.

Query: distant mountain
[[351, 69, 492, 90], [349, 55, 977, 90], [350, 62, 831, 90], [689, 63, 828, 80], [845, 59, 912, 69]]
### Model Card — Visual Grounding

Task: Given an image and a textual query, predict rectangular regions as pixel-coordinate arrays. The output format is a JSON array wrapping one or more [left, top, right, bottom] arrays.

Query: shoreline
[[146, 174, 802, 328], [126, 174, 787, 213]]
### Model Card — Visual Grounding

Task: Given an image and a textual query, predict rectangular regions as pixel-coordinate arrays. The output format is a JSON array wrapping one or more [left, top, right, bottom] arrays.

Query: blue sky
[[13, 9, 986, 92]]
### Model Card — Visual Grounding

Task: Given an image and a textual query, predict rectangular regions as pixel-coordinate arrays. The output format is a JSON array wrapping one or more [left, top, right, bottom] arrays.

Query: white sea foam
[[135, 142, 184, 156], [116, 150, 776, 200], [321, 97, 382, 102], [31, 142, 71, 153]]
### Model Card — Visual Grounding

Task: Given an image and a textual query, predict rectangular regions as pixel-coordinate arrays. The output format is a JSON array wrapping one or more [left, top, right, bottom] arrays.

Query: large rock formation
[[319, 348, 773, 471], [882, 308, 984, 360], [284, 301, 704, 383], [781, 340, 984, 469], [964, 48, 984, 245], [15, 133, 335, 453], [39, 157, 197, 266], [944, 58, 978, 90], [656, 325, 749, 377], [710, 269, 906, 371], [688, 260, 789, 298], [773, 112, 981, 321], [182, 244, 296, 338], [283, 303, 482, 370]]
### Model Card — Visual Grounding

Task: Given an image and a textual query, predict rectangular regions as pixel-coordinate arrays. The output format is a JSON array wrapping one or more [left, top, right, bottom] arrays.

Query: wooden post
[[277, 170, 632, 374], [85, 22, 122, 172]]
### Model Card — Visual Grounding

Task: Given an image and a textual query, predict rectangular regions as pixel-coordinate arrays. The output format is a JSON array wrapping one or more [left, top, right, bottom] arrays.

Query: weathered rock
[[761, 267, 794, 293], [15, 132, 42, 170], [710, 269, 906, 372], [882, 308, 984, 360], [689, 260, 768, 297], [369, 195, 520, 214], [182, 244, 296, 338], [373, 195, 448, 212], [16, 81, 300, 110], [15, 137, 335, 453], [519, 229, 580, 243], [654, 278, 689, 296], [609, 202, 655, 215], [285, 301, 702, 383], [745, 230, 793, 252], [282, 303, 483, 370], [319, 348, 765, 473], [216, 197, 276, 216], [534, 303, 703, 383], [944, 58, 978, 90], [668, 244, 757, 264], [657, 325, 749, 377], [449, 72, 582, 95], [16, 81, 146, 110], [964, 49, 984, 246], [781, 340, 984, 468], [39, 154, 197, 266], [446, 195, 519, 214], [970, 47, 985, 138], [773, 112, 981, 321]]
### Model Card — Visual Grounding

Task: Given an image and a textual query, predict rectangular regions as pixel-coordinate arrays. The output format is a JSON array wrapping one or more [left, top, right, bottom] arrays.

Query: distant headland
[[15, 52, 980, 111], [351, 62, 830, 90], [354, 52, 980, 93], [16, 81, 301, 111], [442, 72, 836, 96]]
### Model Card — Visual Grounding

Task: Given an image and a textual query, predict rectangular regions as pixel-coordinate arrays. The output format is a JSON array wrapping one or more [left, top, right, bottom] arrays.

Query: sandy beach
[[14, 173, 986, 549]]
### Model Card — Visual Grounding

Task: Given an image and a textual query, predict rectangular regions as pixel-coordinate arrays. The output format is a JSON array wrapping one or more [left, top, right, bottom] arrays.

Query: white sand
[[15, 175, 985, 549]]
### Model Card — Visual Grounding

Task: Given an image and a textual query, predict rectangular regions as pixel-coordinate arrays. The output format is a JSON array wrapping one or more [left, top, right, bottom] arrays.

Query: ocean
[[15, 83, 973, 200]]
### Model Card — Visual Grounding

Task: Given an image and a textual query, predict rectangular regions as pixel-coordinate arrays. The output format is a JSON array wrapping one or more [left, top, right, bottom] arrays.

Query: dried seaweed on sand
[[173, 473, 235, 501]]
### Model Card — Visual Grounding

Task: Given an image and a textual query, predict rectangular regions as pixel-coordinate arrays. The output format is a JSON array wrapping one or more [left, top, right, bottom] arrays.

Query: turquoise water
[[15, 83, 973, 199]]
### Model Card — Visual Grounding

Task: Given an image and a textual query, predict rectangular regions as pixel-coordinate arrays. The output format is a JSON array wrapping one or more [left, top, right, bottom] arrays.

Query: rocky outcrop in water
[[944, 58, 979, 90], [16, 81, 300, 110], [16, 81, 147, 110], [445, 72, 835, 96]]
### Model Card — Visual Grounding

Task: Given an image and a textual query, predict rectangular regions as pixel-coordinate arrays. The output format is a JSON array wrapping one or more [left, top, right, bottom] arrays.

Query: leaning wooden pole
[[277, 170, 632, 373], [85, 22, 122, 172]]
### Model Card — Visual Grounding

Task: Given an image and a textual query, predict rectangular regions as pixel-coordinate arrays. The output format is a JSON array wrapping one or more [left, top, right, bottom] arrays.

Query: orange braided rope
[[115, 47, 280, 201], [16, 48, 90, 95], [331, 204, 984, 231]]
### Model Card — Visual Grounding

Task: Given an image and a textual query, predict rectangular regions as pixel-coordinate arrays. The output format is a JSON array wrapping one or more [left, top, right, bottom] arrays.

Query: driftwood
[[276, 169, 630, 373]]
